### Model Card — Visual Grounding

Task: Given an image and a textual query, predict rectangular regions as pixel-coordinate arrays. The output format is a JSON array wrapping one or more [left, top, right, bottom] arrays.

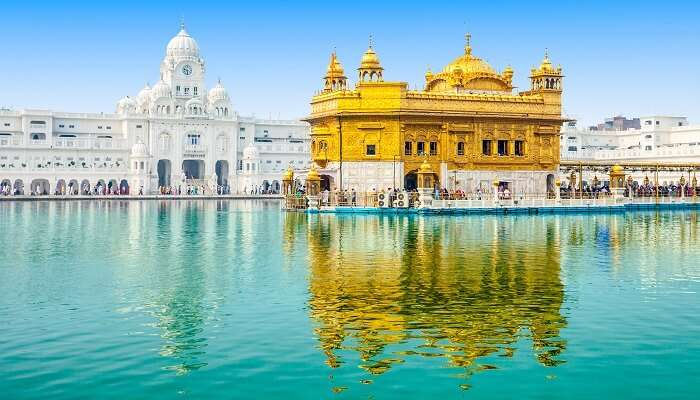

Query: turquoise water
[[0, 200, 699, 399]]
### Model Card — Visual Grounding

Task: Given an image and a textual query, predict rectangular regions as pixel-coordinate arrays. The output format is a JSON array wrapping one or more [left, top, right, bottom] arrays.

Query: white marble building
[[0, 23, 310, 195], [560, 116, 700, 184]]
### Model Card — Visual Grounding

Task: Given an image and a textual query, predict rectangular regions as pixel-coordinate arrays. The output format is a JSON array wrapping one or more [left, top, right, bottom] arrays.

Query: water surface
[[0, 200, 698, 399]]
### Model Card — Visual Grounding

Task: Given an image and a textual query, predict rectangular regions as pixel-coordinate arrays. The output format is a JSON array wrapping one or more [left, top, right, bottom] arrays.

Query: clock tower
[[161, 22, 206, 101]]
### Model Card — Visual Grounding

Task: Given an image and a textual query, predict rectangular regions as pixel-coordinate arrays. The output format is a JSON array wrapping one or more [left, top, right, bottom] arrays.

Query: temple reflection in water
[[285, 212, 567, 378]]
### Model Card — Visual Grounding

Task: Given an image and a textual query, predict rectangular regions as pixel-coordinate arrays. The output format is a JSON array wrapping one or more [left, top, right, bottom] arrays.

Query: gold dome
[[610, 164, 624, 173], [425, 34, 511, 93], [360, 47, 382, 70], [444, 33, 496, 76], [531, 49, 562, 77], [307, 163, 321, 181], [283, 166, 294, 181], [444, 53, 497, 76], [539, 51, 554, 73], [425, 67, 433, 81]]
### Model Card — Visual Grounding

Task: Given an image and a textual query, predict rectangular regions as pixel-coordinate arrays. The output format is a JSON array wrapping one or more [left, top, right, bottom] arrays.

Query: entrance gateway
[[182, 160, 205, 180]]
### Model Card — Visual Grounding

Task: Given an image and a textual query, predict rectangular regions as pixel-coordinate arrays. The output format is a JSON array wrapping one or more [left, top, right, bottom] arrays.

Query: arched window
[[456, 142, 465, 156]]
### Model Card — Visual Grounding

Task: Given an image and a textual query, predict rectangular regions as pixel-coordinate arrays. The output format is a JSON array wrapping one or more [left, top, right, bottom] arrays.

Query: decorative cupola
[[358, 35, 383, 83], [323, 51, 347, 92], [530, 49, 563, 91], [425, 66, 433, 82], [502, 65, 514, 86], [208, 78, 232, 118]]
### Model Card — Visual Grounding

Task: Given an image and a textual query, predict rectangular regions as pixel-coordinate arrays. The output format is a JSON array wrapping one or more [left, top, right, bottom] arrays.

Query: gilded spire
[[465, 33, 472, 56], [369, 34, 373, 49], [327, 51, 345, 76]]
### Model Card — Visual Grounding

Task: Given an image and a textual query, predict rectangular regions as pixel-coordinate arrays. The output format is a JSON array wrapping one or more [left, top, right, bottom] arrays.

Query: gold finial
[[369, 34, 373, 49], [465, 32, 472, 56], [544, 48, 549, 61]]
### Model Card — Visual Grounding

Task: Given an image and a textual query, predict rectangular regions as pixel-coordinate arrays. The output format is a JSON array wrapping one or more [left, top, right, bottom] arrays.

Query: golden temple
[[304, 34, 565, 194]]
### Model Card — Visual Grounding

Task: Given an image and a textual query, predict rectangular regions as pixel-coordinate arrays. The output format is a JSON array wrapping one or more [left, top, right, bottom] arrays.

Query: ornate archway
[[157, 159, 172, 186], [182, 159, 205, 180]]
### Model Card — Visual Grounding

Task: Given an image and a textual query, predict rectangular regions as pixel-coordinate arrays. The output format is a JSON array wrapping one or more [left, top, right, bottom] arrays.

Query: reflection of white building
[[0, 23, 309, 195], [560, 116, 700, 184]]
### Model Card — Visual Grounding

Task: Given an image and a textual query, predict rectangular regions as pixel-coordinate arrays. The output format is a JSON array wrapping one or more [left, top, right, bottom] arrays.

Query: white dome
[[117, 96, 137, 113], [137, 83, 151, 103], [208, 81, 230, 103], [166, 26, 199, 58], [150, 80, 171, 100], [131, 140, 149, 157], [243, 144, 259, 160]]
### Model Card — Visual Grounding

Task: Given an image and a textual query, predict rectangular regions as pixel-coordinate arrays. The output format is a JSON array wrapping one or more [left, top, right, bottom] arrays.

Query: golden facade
[[305, 35, 565, 193]]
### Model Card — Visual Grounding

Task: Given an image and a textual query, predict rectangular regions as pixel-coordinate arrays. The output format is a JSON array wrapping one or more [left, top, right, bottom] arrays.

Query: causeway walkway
[[293, 197, 700, 215]]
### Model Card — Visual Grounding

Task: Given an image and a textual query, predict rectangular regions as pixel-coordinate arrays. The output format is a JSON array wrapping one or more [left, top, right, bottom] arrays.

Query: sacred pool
[[0, 200, 698, 399]]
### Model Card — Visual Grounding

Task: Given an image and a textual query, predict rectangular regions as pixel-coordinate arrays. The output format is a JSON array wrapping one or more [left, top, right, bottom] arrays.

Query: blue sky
[[1, 0, 698, 126]]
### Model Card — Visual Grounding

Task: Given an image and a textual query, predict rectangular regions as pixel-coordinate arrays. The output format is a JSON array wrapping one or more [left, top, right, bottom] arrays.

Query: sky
[[1, 0, 699, 127]]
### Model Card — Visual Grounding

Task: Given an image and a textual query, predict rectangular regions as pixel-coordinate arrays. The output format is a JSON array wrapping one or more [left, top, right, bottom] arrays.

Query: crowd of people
[[560, 182, 697, 198], [242, 185, 279, 195], [157, 184, 229, 196], [0, 182, 18, 196], [310, 186, 515, 207], [0, 181, 267, 197], [292, 181, 700, 209]]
